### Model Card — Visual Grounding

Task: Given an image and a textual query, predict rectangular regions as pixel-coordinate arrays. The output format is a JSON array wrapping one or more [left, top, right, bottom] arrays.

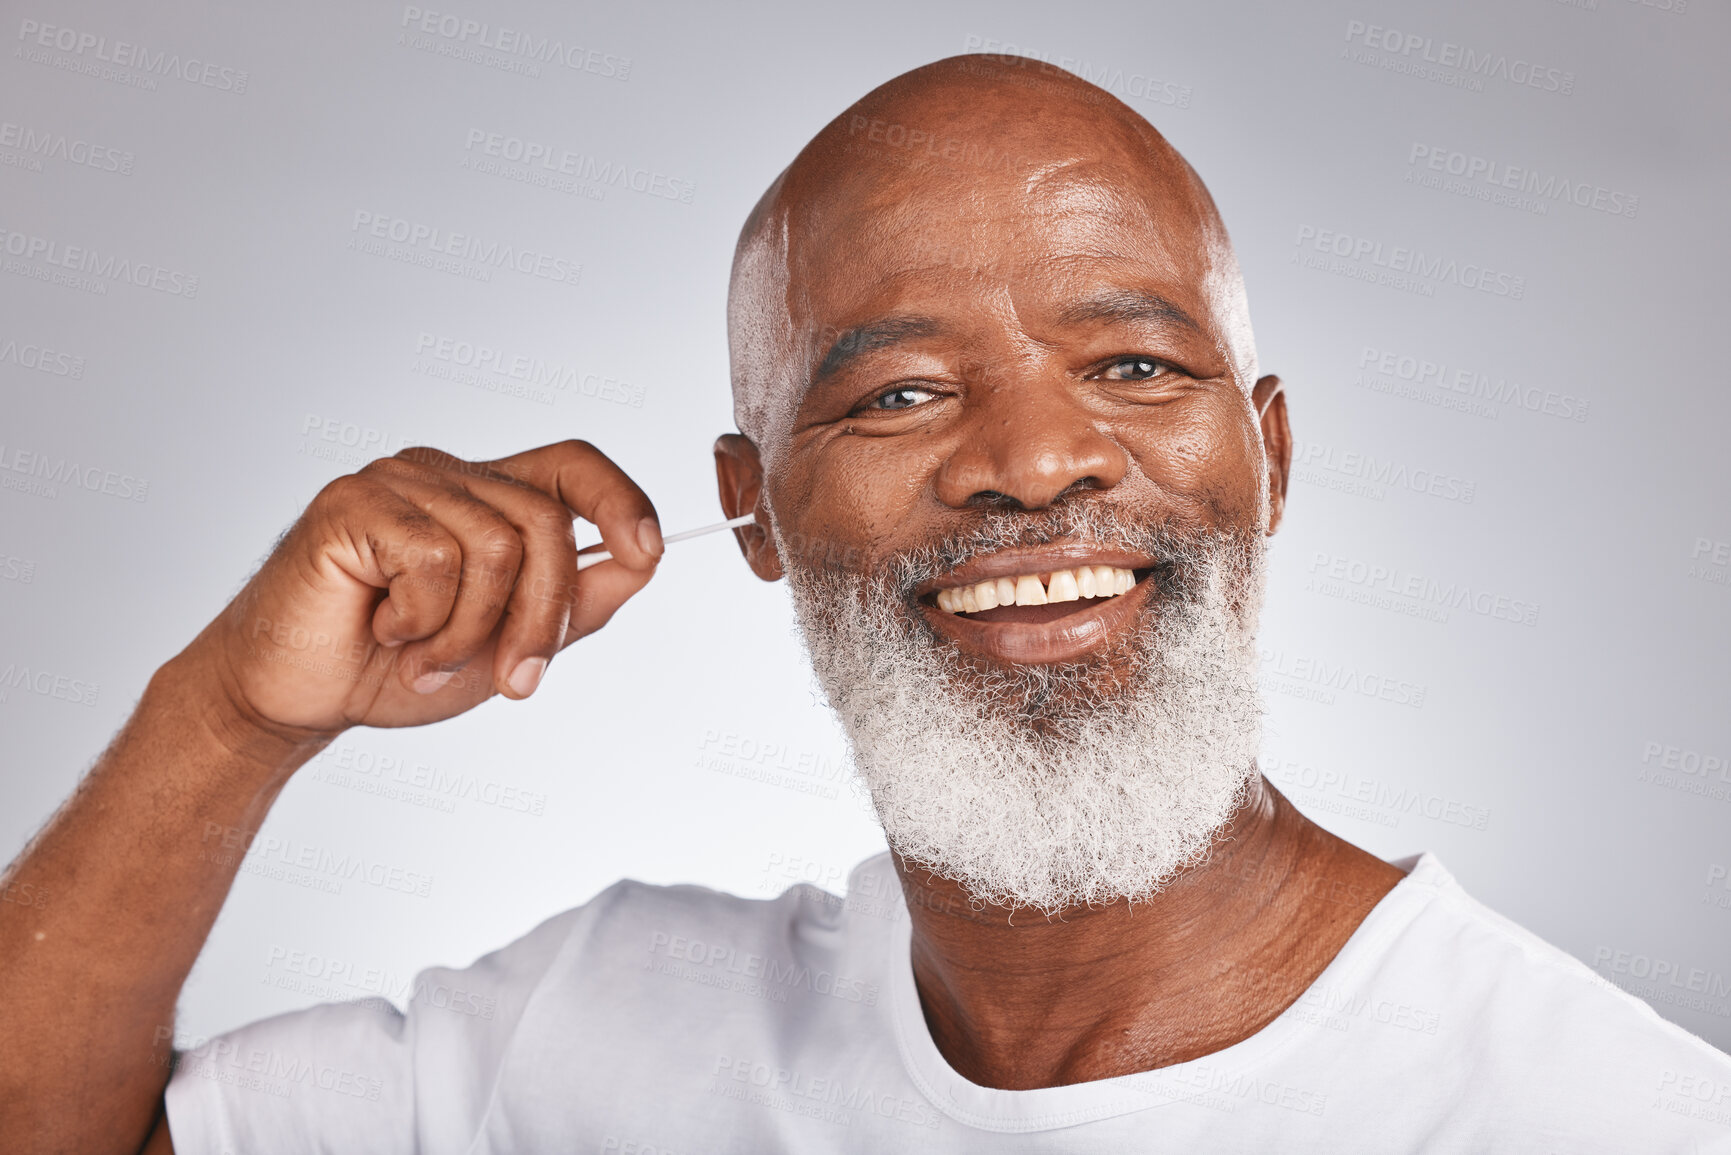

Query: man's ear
[[1252, 375, 1289, 535], [714, 433, 783, 581]]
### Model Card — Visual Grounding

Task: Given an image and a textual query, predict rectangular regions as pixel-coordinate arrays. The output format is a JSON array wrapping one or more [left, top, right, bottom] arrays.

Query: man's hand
[[194, 441, 663, 736], [0, 439, 664, 1155]]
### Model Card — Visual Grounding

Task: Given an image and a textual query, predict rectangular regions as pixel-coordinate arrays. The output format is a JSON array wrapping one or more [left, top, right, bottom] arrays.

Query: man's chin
[[785, 524, 1267, 914], [903, 599, 1176, 732], [873, 754, 1257, 915]]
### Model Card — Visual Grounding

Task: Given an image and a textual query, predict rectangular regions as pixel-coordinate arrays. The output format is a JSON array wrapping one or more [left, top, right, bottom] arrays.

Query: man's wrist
[[148, 649, 334, 790]]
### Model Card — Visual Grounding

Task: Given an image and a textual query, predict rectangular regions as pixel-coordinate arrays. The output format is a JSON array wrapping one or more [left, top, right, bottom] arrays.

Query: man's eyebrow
[[813, 316, 942, 383], [1056, 289, 1201, 332]]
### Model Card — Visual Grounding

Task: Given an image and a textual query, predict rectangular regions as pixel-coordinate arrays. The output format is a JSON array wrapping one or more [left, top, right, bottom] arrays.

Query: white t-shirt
[[167, 852, 1731, 1153]]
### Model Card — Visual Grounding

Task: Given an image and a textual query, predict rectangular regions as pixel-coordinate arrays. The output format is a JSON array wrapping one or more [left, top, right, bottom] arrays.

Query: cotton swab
[[575, 512, 756, 570]]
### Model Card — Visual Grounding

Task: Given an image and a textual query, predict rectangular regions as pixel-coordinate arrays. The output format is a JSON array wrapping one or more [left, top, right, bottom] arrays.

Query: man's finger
[[304, 473, 465, 652], [363, 463, 526, 694], [488, 440, 664, 572], [450, 472, 585, 699]]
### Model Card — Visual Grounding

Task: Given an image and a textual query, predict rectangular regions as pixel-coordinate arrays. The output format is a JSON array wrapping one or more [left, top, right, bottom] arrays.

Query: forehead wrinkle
[[1055, 288, 1201, 333], [813, 315, 943, 383], [730, 54, 1260, 456]]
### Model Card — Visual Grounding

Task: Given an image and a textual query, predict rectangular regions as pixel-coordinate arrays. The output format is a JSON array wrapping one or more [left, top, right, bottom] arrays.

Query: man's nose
[[932, 377, 1129, 510]]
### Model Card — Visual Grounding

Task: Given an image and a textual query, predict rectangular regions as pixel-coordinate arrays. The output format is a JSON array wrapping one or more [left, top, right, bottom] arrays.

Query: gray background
[[3, 0, 1727, 1054]]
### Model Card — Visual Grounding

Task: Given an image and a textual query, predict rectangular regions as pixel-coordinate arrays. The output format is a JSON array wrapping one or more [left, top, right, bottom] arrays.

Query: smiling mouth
[[923, 565, 1153, 625]]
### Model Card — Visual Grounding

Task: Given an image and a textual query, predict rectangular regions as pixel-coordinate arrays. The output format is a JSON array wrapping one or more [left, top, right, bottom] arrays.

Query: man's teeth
[[934, 567, 1136, 614]]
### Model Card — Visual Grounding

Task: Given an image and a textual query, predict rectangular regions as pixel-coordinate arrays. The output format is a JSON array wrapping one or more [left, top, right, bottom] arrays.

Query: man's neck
[[894, 776, 1405, 1090]]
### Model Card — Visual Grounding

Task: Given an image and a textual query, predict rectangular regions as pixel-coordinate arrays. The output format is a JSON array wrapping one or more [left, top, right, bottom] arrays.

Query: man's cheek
[[764, 494, 873, 574], [780, 445, 947, 571], [1120, 409, 1260, 529]]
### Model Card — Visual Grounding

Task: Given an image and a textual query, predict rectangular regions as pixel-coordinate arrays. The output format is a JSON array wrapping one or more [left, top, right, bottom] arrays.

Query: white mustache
[[842, 503, 1239, 609]]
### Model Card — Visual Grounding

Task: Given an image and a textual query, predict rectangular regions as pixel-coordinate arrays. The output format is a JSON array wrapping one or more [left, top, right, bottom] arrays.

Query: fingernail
[[508, 656, 547, 698], [637, 517, 664, 559], [412, 668, 457, 695]]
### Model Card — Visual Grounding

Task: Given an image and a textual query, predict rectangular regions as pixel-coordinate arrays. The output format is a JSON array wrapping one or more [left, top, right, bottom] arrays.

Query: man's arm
[[0, 657, 320, 1153], [0, 442, 664, 1154]]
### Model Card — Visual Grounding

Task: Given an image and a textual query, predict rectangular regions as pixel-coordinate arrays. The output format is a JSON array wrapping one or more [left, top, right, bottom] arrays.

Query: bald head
[[726, 54, 1257, 463]]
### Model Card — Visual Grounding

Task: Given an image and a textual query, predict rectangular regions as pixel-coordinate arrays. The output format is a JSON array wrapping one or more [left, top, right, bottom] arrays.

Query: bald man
[[3, 55, 1727, 1154]]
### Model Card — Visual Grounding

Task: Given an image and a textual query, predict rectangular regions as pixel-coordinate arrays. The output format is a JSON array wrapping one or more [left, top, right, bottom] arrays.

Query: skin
[[713, 56, 1404, 1087], [0, 54, 1400, 1153]]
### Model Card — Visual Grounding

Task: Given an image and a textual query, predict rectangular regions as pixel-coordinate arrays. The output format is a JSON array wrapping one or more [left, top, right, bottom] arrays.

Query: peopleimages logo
[[1689, 536, 1729, 589], [462, 129, 695, 204], [1592, 947, 1730, 1015], [1407, 143, 1638, 219], [1635, 739, 1731, 805], [1293, 226, 1525, 299], [0, 442, 149, 502], [349, 211, 581, 287], [0, 224, 200, 298], [398, 6, 630, 80], [200, 823, 435, 898], [958, 34, 1193, 108], [262, 945, 499, 1019], [0, 335, 84, 378], [710, 1054, 942, 1130], [0, 661, 100, 707], [1259, 647, 1427, 709], [15, 18, 249, 93], [1263, 754, 1491, 832], [1341, 19, 1574, 95], [1290, 438, 1476, 504], [412, 331, 647, 409], [1307, 551, 1541, 627], [1355, 345, 1589, 423], [0, 120, 133, 175]]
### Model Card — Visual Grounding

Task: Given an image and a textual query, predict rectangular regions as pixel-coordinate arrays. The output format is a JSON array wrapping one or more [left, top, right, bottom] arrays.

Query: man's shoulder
[[595, 853, 889, 918], [1387, 854, 1731, 1083], [550, 851, 896, 958]]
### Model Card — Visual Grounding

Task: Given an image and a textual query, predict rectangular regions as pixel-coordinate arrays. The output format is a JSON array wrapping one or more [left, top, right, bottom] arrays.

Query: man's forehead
[[790, 120, 1205, 260], [778, 94, 1228, 339], [783, 177, 1224, 375], [727, 55, 1257, 446], [808, 279, 1206, 389], [792, 198, 1210, 317], [802, 159, 1194, 260]]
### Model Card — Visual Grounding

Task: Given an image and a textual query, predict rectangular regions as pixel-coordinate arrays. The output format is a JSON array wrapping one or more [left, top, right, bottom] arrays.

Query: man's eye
[[1100, 358, 1168, 381], [867, 386, 935, 411]]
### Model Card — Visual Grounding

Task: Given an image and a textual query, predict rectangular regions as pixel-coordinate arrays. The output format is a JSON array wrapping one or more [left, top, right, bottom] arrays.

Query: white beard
[[780, 505, 1267, 914]]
